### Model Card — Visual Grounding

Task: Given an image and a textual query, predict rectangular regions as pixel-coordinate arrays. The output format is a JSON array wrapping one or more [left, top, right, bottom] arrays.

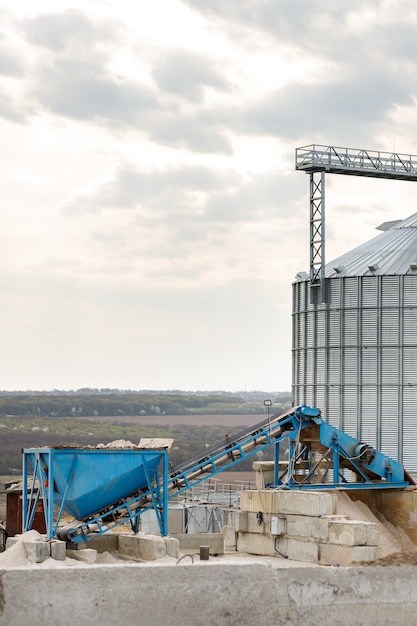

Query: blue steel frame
[[160, 405, 411, 502], [21, 405, 412, 543], [49, 406, 305, 540], [164, 406, 312, 498], [22, 448, 169, 541], [272, 412, 410, 490]]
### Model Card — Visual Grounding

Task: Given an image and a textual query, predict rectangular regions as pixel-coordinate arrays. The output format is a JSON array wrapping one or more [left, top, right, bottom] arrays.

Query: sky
[[2, 0, 417, 393]]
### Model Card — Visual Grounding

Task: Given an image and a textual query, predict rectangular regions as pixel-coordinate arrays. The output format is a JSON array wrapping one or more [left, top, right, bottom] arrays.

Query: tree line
[[0, 417, 275, 475], [0, 391, 291, 418], [0, 391, 290, 475]]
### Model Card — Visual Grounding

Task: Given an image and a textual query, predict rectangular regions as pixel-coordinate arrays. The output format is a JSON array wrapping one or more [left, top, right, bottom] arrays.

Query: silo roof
[[324, 212, 417, 278]]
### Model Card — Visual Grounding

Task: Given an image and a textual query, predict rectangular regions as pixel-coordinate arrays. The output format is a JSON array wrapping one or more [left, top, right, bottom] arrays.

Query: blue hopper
[[22, 447, 169, 541]]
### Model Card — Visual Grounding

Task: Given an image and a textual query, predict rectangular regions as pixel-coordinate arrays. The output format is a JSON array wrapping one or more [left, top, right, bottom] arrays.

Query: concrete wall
[[2, 561, 417, 625], [236, 489, 381, 565]]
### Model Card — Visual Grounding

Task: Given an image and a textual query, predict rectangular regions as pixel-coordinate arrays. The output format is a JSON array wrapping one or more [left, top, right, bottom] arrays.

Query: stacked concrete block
[[175, 532, 224, 555], [235, 489, 381, 565], [6, 533, 68, 563], [285, 514, 329, 541], [165, 536, 180, 558], [237, 532, 276, 557], [318, 519, 379, 566], [252, 461, 275, 489], [118, 533, 166, 561], [24, 540, 51, 563], [50, 539, 66, 561], [66, 548, 98, 564], [222, 524, 237, 551], [319, 544, 377, 566], [233, 510, 248, 532], [278, 537, 319, 564], [240, 489, 336, 517], [117, 533, 180, 561], [89, 532, 119, 553], [328, 519, 379, 547]]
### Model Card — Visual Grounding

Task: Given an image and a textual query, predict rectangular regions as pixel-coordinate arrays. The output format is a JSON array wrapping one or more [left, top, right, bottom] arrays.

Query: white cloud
[[1, 0, 417, 391]]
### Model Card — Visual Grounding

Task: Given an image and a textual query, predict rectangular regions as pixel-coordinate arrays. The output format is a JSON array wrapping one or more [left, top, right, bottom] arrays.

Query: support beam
[[309, 171, 326, 302]]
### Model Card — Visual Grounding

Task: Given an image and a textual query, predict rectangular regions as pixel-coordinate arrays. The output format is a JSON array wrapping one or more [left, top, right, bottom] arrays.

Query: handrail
[[296, 144, 417, 180]]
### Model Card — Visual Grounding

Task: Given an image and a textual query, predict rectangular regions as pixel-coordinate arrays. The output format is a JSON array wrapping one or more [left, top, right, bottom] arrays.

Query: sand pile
[[0, 530, 78, 568], [335, 491, 417, 564], [96, 439, 137, 449], [95, 438, 174, 450], [0, 531, 126, 569], [0, 531, 181, 569]]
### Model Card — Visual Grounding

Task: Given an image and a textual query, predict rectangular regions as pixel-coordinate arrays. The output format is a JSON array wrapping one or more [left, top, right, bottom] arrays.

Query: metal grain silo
[[292, 213, 417, 470]]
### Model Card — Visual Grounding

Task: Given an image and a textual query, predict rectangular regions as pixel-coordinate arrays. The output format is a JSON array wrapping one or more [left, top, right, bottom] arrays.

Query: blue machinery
[[23, 448, 169, 542], [22, 405, 414, 543]]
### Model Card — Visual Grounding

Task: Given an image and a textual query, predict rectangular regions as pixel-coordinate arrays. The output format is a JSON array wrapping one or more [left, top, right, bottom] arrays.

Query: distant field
[[85, 413, 266, 427], [0, 415, 265, 519]]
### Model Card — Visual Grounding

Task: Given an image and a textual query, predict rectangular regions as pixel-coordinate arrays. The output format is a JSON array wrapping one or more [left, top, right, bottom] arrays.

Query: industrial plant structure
[[293, 146, 417, 471]]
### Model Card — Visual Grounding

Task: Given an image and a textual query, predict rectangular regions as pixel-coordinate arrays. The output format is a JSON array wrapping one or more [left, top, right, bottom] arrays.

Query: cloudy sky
[[1, 0, 417, 392]]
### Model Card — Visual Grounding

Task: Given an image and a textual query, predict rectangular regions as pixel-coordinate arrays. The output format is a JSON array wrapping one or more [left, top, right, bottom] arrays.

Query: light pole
[[264, 399, 272, 418], [264, 399, 272, 431]]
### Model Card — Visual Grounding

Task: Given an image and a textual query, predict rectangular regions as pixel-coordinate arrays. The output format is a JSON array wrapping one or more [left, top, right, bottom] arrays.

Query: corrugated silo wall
[[292, 274, 417, 471]]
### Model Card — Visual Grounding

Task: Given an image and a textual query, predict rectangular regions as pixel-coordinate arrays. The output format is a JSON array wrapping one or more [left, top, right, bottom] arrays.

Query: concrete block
[[118, 534, 167, 561], [237, 532, 275, 557], [118, 534, 141, 559], [89, 533, 119, 553], [319, 543, 377, 566], [225, 511, 234, 527], [253, 461, 275, 489], [24, 540, 50, 563], [138, 535, 167, 561], [240, 489, 336, 517], [66, 548, 98, 564], [165, 537, 179, 558], [245, 511, 270, 534], [50, 539, 66, 561], [329, 520, 378, 546], [363, 521, 380, 546], [277, 491, 336, 517], [176, 533, 224, 555], [237, 532, 319, 562], [5, 558, 417, 625], [236, 511, 278, 535], [278, 537, 319, 564], [222, 525, 237, 551], [322, 514, 349, 523], [286, 514, 329, 541], [233, 511, 248, 532]]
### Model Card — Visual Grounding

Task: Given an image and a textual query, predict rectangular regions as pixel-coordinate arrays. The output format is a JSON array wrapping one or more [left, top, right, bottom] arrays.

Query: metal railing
[[170, 477, 256, 507], [296, 144, 417, 180]]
